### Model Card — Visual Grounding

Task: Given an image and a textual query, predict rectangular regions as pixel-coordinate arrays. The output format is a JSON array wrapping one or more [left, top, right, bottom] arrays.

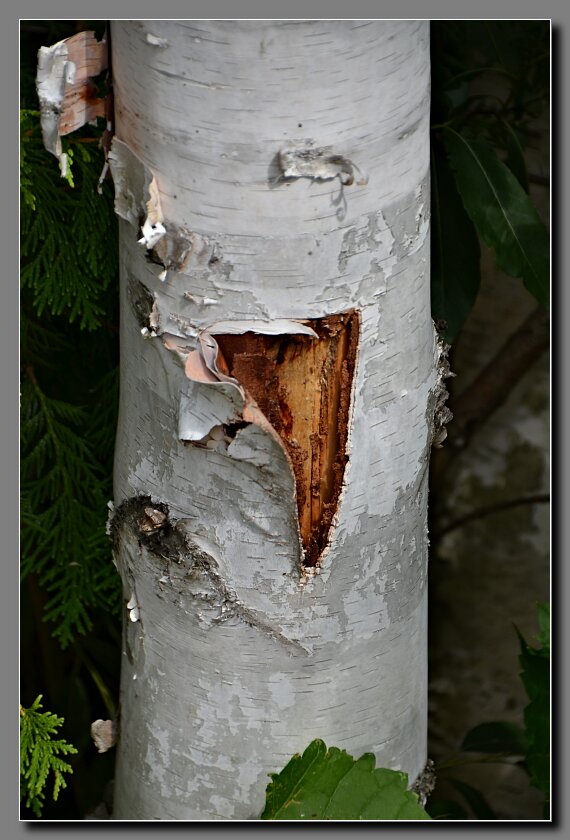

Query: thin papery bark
[[37, 31, 108, 173]]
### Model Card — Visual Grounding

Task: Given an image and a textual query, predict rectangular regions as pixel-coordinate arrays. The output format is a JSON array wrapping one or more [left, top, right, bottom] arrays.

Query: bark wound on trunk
[[216, 310, 359, 566]]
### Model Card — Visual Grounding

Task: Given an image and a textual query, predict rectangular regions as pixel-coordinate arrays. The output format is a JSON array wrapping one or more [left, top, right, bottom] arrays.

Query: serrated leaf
[[261, 739, 431, 820], [431, 142, 481, 342], [443, 129, 549, 307], [515, 616, 550, 804], [461, 721, 527, 756]]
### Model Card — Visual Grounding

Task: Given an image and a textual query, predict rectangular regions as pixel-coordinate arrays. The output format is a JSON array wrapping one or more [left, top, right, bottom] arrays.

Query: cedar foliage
[[20, 21, 122, 820], [20, 48, 121, 647], [20, 696, 78, 817]]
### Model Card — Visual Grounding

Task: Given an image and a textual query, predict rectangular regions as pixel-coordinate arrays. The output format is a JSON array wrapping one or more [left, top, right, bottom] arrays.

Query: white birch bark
[[109, 19, 438, 820]]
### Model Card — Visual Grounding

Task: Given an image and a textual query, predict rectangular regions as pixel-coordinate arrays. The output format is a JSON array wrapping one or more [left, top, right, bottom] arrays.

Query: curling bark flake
[[107, 20, 437, 820], [36, 30, 108, 176]]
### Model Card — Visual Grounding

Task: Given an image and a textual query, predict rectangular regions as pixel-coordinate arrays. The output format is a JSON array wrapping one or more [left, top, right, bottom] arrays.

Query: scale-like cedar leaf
[[20, 695, 78, 817], [20, 114, 118, 330], [431, 142, 481, 342], [261, 739, 430, 820], [443, 129, 549, 308], [20, 375, 120, 646]]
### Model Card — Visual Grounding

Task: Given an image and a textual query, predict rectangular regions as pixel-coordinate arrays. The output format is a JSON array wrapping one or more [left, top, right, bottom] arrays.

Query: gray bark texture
[[109, 20, 437, 820]]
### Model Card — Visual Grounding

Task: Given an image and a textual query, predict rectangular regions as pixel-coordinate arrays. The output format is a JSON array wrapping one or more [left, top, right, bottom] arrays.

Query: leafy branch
[[20, 696, 78, 817], [428, 604, 550, 820], [20, 368, 120, 647], [20, 110, 118, 330], [430, 21, 549, 342], [261, 740, 430, 820]]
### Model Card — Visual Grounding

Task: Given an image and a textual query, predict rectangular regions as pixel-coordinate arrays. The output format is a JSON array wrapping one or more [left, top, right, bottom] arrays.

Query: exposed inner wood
[[215, 311, 359, 566]]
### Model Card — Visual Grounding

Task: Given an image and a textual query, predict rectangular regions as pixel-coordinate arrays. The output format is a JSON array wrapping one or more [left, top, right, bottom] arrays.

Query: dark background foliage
[[20, 20, 550, 820], [21, 20, 122, 818]]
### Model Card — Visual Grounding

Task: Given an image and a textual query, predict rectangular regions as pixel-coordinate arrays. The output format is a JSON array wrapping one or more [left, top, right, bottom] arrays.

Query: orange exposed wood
[[59, 32, 108, 136], [216, 311, 359, 566]]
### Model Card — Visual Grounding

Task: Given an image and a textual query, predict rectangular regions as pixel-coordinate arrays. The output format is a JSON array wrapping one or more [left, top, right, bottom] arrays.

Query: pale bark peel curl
[[108, 138, 164, 246], [37, 31, 108, 176]]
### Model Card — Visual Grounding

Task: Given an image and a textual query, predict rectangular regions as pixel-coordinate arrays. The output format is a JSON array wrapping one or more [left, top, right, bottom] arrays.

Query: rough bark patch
[[215, 310, 359, 566]]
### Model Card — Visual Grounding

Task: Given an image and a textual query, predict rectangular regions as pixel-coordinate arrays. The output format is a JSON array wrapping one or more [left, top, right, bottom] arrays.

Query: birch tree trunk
[[108, 19, 438, 820]]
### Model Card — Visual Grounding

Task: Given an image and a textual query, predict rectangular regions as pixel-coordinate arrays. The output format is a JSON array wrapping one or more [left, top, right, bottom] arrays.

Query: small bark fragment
[[431, 329, 454, 448], [90, 719, 117, 754], [278, 143, 368, 186], [37, 31, 108, 173], [58, 32, 108, 134]]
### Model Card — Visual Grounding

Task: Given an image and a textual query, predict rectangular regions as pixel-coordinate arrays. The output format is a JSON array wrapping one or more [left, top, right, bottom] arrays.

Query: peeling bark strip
[[37, 31, 108, 172], [431, 330, 454, 448], [108, 138, 164, 245], [215, 312, 359, 566]]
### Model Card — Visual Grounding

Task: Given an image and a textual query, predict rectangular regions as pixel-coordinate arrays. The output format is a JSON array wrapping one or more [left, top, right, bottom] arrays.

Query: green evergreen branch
[[20, 695, 78, 817], [20, 107, 122, 647], [20, 112, 118, 330], [21, 371, 121, 647]]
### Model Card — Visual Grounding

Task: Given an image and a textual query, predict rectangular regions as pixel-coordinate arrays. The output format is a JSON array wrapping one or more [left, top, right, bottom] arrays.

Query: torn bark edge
[[129, 301, 359, 574], [159, 325, 312, 568], [109, 496, 311, 653], [108, 136, 359, 573], [410, 758, 436, 808], [177, 313, 359, 572], [36, 30, 109, 178], [431, 327, 455, 448], [277, 142, 369, 187], [181, 330, 305, 458], [107, 137, 165, 251], [109, 139, 225, 282]]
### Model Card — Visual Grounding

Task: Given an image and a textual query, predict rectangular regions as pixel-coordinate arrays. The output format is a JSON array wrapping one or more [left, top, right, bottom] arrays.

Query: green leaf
[[443, 129, 549, 307], [449, 779, 497, 820], [20, 112, 118, 330], [501, 120, 529, 192], [431, 142, 481, 342], [20, 374, 121, 647], [261, 739, 431, 820], [461, 721, 527, 756], [515, 613, 550, 806], [20, 695, 78, 817]]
